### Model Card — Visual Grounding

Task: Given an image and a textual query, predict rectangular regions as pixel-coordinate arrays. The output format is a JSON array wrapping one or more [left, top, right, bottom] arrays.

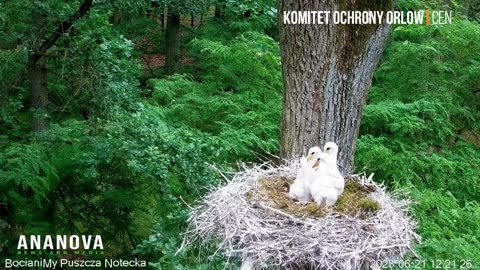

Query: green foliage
[[356, 7, 480, 266], [154, 0, 212, 15], [135, 223, 231, 269], [358, 19, 480, 201], [116, 16, 165, 54], [1, 0, 480, 268], [148, 31, 282, 162], [411, 190, 480, 260], [188, 32, 280, 90], [361, 99, 456, 142], [0, 0, 219, 263], [222, 0, 278, 37], [0, 105, 222, 258], [50, 10, 141, 117], [0, 143, 58, 217], [105, 0, 151, 15]]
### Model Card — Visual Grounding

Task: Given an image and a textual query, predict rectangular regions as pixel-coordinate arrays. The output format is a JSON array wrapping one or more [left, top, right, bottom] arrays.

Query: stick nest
[[179, 162, 420, 269]]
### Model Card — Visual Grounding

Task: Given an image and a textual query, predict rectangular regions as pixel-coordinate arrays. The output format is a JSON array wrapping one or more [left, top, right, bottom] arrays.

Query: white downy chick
[[288, 146, 321, 203], [309, 142, 345, 206]]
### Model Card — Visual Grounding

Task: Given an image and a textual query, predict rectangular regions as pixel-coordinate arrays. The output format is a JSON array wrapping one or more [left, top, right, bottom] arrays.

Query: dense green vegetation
[[1, 0, 479, 269]]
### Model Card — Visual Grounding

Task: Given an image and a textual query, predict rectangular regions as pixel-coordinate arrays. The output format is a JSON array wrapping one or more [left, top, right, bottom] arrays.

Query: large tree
[[160, 0, 211, 75], [279, 1, 392, 173]]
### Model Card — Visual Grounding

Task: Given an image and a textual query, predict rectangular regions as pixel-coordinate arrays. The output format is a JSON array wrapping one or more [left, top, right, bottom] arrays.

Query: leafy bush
[[356, 10, 480, 267], [148, 31, 282, 162], [358, 18, 480, 200], [407, 188, 480, 269], [222, 0, 278, 38], [0, 104, 223, 258]]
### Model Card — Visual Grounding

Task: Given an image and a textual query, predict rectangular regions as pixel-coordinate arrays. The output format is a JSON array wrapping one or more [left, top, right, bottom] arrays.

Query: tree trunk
[[214, 4, 221, 17], [165, 12, 181, 75], [160, 13, 165, 28], [159, 7, 166, 28], [191, 13, 194, 27], [279, 1, 392, 173], [30, 57, 48, 132], [110, 9, 123, 25]]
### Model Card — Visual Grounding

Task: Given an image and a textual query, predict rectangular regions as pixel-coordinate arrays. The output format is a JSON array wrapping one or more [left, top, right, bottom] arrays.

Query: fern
[[0, 144, 58, 207]]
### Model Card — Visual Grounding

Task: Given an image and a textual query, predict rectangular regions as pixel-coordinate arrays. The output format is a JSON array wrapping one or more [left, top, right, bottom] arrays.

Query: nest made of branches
[[179, 162, 420, 270]]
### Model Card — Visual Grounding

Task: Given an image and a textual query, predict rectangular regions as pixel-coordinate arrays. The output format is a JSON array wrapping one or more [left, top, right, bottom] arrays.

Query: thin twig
[[141, 55, 155, 77], [180, 196, 193, 209]]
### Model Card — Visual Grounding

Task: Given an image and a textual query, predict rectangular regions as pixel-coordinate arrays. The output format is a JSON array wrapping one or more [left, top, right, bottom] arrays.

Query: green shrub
[[148, 31, 282, 162], [356, 8, 480, 268]]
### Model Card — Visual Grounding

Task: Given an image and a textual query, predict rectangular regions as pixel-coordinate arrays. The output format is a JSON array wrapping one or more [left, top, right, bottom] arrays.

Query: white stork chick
[[310, 153, 338, 206], [322, 142, 345, 196], [310, 142, 345, 207], [288, 146, 321, 203]]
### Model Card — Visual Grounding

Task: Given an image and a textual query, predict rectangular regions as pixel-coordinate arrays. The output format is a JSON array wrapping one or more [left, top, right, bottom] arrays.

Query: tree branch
[[141, 55, 155, 77], [28, 0, 94, 67]]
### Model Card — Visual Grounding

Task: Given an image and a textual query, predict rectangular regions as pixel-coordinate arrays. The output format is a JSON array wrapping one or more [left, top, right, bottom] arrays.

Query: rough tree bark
[[165, 12, 181, 75], [279, 0, 392, 173], [30, 57, 48, 132]]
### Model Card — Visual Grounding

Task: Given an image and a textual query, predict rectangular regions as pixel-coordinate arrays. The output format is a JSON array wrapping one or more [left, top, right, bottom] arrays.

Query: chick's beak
[[323, 149, 328, 153], [313, 160, 320, 168], [306, 154, 313, 161]]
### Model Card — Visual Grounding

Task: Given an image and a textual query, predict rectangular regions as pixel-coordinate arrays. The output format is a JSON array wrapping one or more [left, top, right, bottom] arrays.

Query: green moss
[[359, 198, 381, 212], [254, 176, 379, 219], [255, 177, 327, 218], [335, 180, 380, 217], [344, 179, 362, 192]]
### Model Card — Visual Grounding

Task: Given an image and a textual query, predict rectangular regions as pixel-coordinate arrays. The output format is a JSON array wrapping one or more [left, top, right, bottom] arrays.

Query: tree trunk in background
[[165, 12, 181, 75], [30, 57, 48, 132], [214, 4, 221, 17], [160, 13, 165, 28], [279, 0, 392, 173], [111, 9, 123, 25]]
